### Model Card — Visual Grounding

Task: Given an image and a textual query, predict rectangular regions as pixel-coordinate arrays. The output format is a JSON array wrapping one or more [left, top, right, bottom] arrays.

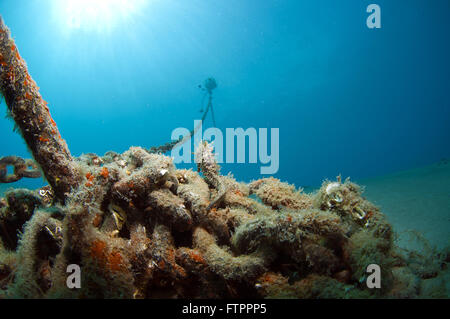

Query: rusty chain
[[0, 156, 41, 183]]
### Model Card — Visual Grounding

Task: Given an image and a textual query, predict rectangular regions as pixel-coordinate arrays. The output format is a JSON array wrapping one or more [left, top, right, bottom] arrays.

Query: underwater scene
[[0, 0, 449, 299]]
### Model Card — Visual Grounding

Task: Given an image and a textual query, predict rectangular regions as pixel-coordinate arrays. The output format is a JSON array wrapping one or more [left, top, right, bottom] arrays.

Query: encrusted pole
[[0, 16, 80, 201]]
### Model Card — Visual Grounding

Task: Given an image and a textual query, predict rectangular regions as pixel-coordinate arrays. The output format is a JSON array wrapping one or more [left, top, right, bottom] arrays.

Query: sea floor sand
[[359, 160, 450, 251]]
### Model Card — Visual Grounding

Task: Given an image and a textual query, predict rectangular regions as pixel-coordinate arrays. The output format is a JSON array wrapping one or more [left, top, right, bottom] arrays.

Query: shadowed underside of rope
[[0, 16, 80, 201]]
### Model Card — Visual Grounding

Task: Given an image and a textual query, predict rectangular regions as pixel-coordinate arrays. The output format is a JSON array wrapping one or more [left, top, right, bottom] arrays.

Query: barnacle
[[109, 204, 127, 231]]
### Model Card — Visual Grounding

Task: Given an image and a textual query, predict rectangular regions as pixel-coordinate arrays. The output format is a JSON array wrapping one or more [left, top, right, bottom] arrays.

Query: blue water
[[1, 0, 449, 190]]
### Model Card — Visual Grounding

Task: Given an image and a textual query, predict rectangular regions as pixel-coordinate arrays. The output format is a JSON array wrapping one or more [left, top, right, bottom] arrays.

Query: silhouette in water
[[199, 77, 217, 127]]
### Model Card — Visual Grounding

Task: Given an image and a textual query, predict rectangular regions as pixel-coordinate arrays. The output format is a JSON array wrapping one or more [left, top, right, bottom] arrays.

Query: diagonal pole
[[0, 16, 80, 201]]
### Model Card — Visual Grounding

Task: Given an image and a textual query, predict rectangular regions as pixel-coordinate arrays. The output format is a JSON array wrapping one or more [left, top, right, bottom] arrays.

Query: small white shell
[[118, 160, 127, 168], [326, 182, 340, 195]]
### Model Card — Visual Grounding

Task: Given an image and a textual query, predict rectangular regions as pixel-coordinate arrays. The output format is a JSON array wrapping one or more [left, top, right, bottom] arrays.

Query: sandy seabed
[[360, 160, 450, 251]]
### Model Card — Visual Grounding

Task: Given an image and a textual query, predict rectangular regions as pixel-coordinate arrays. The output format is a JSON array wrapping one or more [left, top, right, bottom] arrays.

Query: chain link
[[0, 156, 41, 183]]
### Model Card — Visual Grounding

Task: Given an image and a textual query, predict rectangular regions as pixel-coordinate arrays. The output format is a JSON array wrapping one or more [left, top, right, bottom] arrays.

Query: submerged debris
[[0, 16, 448, 299], [0, 144, 448, 298]]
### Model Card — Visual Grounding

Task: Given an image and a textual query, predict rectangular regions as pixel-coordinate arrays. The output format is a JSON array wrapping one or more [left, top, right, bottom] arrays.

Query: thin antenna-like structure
[[209, 94, 216, 127], [147, 79, 218, 154]]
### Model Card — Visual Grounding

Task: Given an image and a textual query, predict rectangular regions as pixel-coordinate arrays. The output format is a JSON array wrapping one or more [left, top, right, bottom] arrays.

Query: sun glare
[[53, 0, 148, 33]]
